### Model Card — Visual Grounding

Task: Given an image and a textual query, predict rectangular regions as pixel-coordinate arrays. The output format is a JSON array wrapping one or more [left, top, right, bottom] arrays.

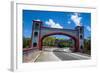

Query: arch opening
[[39, 32, 79, 52]]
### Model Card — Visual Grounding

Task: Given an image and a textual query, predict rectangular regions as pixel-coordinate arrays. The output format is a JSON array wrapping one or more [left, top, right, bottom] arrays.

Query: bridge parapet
[[41, 27, 78, 38]]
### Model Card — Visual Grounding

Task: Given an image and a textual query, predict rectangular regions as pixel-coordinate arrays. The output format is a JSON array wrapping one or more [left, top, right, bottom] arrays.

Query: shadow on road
[[53, 49, 90, 61], [53, 49, 78, 60]]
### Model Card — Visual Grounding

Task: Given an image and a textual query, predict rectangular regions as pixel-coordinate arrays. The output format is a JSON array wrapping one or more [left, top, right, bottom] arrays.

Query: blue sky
[[23, 10, 91, 39]]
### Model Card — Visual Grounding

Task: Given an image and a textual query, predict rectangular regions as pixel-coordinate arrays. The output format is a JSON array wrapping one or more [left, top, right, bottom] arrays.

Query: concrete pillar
[[75, 26, 84, 52], [31, 20, 42, 50]]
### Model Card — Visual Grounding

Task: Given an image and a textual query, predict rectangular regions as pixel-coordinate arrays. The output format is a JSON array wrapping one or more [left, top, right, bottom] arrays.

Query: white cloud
[[86, 26, 91, 32], [45, 19, 63, 29], [67, 21, 71, 24], [71, 13, 82, 26]]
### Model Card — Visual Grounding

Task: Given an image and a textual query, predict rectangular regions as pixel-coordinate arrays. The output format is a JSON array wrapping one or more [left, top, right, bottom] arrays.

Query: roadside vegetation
[[84, 37, 91, 55], [43, 36, 74, 48], [23, 36, 91, 55], [23, 37, 31, 48]]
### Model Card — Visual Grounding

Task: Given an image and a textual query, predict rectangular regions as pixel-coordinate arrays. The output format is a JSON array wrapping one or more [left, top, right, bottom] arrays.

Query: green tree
[[43, 36, 56, 47], [23, 37, 31, 48], [84, 37, 91, 55]]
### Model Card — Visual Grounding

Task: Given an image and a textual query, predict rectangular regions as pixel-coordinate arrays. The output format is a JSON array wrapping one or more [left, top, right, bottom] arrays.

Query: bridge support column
[[75, 26, 84, 52], [31, 20, 42, 50]]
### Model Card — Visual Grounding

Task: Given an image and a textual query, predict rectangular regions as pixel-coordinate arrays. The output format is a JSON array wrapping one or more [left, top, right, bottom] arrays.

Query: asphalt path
[[34, 48, 90, 62], [53, 49, 90, 60], [53, 50, 78, 60]]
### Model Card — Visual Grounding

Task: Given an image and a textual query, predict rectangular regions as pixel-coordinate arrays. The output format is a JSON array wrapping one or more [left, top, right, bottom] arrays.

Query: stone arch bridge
[[30, 20, 84, 52]]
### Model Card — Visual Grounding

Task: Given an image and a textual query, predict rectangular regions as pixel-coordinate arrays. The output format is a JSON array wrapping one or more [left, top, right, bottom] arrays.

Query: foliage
[[84, 37, 91, 55], [23, 37, 31, 48], [43, 36, 56, 46], [43, 36, 74, 48]]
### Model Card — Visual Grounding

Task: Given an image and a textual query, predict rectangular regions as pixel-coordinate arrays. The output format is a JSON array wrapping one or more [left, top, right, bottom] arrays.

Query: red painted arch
[[39, 32, 80, 52]]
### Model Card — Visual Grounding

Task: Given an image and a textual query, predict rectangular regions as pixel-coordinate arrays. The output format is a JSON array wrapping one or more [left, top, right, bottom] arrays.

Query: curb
[[31, 51, 42, 62]]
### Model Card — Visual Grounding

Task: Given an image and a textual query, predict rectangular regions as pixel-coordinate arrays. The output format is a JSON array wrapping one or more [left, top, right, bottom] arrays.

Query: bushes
[[84, 37, 91, 55], [43, 36, 74, 48], [43, 36, 56, 46], [23, 37, 31, 48]]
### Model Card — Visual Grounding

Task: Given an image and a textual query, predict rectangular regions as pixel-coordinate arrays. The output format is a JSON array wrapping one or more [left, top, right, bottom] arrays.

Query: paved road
[[34, 48, 90, 62], [53, 51, 78, 60], [35, 51, 61, 62]]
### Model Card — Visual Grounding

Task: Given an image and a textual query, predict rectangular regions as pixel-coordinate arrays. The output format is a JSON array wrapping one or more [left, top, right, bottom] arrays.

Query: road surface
[[34, 48, 90, 62]]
